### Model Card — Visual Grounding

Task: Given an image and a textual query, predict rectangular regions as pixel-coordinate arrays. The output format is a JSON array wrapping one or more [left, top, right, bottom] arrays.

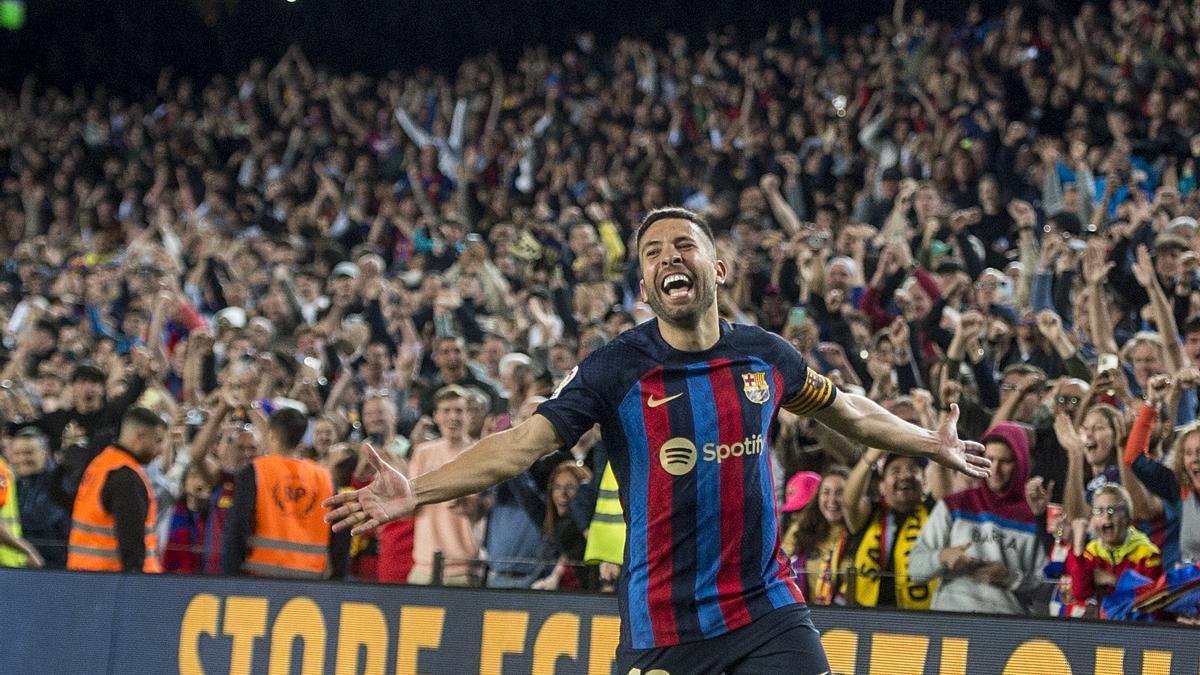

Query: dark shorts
[[615, 603, 830, 675]]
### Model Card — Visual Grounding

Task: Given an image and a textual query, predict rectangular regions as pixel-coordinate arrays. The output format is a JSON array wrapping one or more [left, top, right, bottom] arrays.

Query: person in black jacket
[[13, 352, 153, 494], [4, 428, 71, 567]]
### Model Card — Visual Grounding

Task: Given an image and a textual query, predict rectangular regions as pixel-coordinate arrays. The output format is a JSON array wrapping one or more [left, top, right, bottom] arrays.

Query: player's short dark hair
[[122, 407, 167, 434], [636, 207, 715, 251], [269, 408, 309, 449], [1184, 314, 1200, 337]]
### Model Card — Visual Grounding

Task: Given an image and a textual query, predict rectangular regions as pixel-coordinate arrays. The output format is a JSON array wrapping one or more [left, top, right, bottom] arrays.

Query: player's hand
[[323, 443, 415, 535], [931, 404, 991, 478]]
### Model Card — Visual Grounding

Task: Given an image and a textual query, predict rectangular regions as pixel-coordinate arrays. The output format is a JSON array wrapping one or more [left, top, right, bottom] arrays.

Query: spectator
[[16, 355, 152, 488], [1124, 374, 1200, 568], [909, 422, 1046, 615], [0, 445, 43, 568], [583, 461, 624, 593], [530, 461, 594, 591], [162, 461, 212, 574], [407, 385, 486, 586], [1066, 484, 1163, 615], [782, 468, 849, 606], [223, 407, 349, 579], [3, 427, 69, 567], [844, 450, 938, 610], [420, 335, 501, 415], [66, 407, 166, 573]]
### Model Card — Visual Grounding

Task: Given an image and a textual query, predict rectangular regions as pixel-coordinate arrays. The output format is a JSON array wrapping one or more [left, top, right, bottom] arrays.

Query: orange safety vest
[[243, 454, 334, 579], [67, 447, 162, 573]]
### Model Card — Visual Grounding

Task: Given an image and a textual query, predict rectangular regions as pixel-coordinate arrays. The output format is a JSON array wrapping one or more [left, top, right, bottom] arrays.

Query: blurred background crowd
[[0, 0, 1199, 622]]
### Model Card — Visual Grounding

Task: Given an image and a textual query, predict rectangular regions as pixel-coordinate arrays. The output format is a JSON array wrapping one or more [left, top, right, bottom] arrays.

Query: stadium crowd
[[1, 0, 1199, 622]]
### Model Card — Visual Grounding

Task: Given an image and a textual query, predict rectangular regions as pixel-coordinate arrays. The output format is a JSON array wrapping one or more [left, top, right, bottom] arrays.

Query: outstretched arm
[[324, 415, 562, 534], [809, 393, 991, 479]]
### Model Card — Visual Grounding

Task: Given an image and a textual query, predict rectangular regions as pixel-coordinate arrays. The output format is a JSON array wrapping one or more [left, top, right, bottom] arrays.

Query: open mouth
[[1099, 522, 1117, 538], [660, 272, 695, 301], [1084, 440, 1099, 455]]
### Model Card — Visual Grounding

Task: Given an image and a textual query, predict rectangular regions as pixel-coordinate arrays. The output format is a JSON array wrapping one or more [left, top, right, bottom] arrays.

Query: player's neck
[[657, 309, 721, 352]]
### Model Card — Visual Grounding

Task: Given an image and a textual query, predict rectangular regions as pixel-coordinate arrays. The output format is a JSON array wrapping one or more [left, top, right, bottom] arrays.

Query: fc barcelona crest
[[742, 371, 770, 405]]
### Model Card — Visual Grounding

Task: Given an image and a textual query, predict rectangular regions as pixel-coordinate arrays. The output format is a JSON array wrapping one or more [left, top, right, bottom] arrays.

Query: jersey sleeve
[[535, 362, 606, 449], [765, 330, 837, 415]]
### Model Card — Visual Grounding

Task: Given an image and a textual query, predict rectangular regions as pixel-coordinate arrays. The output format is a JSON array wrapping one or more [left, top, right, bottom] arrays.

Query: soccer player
[[325, 207, 991, 674]]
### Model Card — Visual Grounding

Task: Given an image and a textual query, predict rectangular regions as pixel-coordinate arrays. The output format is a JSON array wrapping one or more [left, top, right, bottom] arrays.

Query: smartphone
[[788, 307, 808, 328], [1098, 353, 1119, 374]]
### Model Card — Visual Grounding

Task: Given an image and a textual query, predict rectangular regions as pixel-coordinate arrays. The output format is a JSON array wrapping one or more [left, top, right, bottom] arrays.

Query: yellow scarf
[[852, 504, 936, 609], [806, 526, 848, 605]]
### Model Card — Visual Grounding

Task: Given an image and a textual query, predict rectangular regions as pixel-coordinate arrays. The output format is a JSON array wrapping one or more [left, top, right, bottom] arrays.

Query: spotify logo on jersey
[[658, 437, 698, 476]]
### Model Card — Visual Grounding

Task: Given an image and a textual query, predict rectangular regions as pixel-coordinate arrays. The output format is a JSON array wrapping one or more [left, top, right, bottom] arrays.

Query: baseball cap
[[782, 471, 821, 512], [332, 261, 360, 279]]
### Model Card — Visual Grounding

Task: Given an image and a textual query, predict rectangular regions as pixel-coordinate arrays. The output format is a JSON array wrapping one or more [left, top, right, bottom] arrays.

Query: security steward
[[583, 461, 625, 591], [67, 407, 165, 572], [0, 452, 44, 568], [223, 408, 350, 578]]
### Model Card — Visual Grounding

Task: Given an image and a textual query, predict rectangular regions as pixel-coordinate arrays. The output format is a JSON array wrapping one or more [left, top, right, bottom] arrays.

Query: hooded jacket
[[909, 422, 1047, 614]]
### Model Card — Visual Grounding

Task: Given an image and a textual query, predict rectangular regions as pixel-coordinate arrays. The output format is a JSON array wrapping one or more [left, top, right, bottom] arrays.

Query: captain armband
[[783, 368, 837, 415]]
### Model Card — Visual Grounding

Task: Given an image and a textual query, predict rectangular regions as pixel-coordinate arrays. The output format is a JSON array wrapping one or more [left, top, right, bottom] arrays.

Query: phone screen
[[788, 307, 808, 327]]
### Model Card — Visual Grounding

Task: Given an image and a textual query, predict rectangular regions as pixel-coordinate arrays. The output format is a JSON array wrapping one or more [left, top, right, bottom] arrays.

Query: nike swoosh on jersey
[[646, 392, 683, 408]]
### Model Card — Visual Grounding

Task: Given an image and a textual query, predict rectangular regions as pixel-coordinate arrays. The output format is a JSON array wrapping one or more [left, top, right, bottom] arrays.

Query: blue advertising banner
[[1, 569, 1198, 674]]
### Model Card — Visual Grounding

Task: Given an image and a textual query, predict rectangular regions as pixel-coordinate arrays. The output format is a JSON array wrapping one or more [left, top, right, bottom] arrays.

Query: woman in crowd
[[162, 462, 214, 573], [1125, 375, 1200, 567], [782, 468, 850, 606], [531, 461, 594, 591]]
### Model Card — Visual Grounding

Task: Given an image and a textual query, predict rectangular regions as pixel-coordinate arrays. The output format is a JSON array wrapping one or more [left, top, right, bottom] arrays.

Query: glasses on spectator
[[1000, 382, 1019, 391], [1091, 505, 1127, 517], [975, 281, 999, 290], [1057, 395, 1082, 406]]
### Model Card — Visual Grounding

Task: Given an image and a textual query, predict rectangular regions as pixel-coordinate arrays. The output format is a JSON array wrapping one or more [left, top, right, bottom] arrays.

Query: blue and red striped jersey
[[536, 319, 837, 649]]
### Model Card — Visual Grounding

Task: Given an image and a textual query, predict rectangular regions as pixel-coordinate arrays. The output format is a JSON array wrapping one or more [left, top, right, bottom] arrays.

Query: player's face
[[638, 219, 727, 328]]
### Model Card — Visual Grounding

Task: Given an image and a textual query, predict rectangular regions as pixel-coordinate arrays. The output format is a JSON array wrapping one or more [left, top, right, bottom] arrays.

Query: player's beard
[[645, 269, 716, 329]]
